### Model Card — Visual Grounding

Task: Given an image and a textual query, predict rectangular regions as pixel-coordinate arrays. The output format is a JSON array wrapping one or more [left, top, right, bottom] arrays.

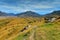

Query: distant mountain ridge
[[0, 11, 7, 16], [44, 10, 60, 18], [0, 10, 60, 18], [47, 10, 60, 15], [0, 11, 16, 16]]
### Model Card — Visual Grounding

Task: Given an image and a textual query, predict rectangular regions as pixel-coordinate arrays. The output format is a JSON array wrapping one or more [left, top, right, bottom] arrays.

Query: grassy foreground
[[14, 22, 60, 40], [0, 17, 60, 40]]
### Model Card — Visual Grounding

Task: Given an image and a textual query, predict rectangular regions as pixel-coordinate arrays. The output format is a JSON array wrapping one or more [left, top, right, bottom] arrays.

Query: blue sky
[[0, 0, 60, 15]]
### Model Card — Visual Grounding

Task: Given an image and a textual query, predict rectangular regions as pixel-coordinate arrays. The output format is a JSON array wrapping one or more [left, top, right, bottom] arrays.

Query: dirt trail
[[29, 26, 37, 40]]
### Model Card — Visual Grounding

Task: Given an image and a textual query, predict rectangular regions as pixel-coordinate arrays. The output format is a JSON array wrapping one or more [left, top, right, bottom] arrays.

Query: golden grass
[[0, 17, 60, 40]]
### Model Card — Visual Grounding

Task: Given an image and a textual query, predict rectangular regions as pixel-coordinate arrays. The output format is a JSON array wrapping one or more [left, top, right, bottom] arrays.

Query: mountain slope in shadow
[[44, 10, 60, 18]]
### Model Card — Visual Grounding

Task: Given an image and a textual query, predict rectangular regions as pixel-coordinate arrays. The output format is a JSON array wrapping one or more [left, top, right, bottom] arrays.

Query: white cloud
[[0, 0, 60, 14]]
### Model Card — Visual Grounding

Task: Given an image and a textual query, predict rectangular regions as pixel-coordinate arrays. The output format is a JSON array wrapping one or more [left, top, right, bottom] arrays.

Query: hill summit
[[17, 11, 41, 17]]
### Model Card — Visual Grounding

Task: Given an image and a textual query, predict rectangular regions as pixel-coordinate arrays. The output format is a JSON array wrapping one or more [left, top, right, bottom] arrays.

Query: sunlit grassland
[[0, 17, 60, 40], [14, 21, 60, 40]]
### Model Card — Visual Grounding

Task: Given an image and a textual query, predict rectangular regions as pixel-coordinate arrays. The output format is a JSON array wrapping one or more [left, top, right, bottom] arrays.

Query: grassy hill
[[13, 19, 60, 40], [0, 16, 60, 40], [0, 17, 45, 40]]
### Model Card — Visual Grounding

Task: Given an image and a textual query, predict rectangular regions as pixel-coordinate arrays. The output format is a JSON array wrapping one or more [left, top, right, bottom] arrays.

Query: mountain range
[[0, 10, 60, 17]]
